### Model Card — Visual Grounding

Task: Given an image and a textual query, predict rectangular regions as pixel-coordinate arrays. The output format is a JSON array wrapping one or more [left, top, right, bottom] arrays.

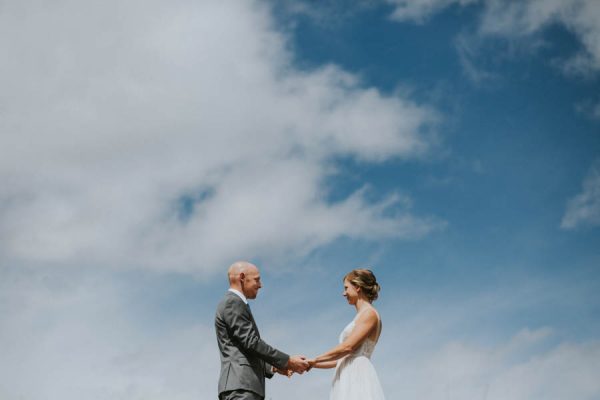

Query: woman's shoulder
[[357, 305, 380, 324]]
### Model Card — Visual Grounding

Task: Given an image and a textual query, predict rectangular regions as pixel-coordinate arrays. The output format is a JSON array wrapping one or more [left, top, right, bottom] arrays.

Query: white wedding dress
[[330, 312, 385, 400]]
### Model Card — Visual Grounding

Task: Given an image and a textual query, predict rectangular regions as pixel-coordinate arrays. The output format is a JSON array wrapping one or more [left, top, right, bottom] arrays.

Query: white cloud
[[387, 0, 600, 77], [371, 281, 600, 400], [479, 0, 600, 76], [561, 160, 600, 229], [0, 0, 441, 275], [383, 329, 600, 400], [386, 0, 478, 23]]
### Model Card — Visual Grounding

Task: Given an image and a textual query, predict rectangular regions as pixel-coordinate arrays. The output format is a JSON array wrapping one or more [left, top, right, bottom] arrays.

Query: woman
[[308, 269, 385, 400]]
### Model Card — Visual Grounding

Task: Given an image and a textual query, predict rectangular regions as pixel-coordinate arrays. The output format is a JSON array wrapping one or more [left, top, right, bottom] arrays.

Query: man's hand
[[286, 355, 310, 374], [272, 366, 293, 378]]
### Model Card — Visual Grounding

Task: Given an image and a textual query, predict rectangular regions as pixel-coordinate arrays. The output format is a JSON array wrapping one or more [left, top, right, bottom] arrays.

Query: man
[[215, 261, 309, 400]]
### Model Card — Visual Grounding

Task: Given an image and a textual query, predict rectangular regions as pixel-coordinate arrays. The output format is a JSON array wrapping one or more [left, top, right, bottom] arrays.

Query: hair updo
[[344, 269, 381, 302]]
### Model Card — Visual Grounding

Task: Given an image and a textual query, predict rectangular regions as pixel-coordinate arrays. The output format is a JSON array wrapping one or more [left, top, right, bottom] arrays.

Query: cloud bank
[[0, 0, 441, 275], [3, 267, 599, 400], [386, 329, 600, 400], [0, 268, 218, 400]]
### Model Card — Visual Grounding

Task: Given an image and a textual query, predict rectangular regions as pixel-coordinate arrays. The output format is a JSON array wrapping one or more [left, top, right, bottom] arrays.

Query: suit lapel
[[228, 291, 261, 338], [246, 303, 260, 338]]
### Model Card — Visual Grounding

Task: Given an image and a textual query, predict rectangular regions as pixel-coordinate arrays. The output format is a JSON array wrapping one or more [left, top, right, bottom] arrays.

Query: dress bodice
[[339, 314, 380, 359]]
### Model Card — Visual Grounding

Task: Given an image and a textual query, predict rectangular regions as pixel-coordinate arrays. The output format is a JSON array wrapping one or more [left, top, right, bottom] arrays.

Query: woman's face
[[342, 279, 360, 305]]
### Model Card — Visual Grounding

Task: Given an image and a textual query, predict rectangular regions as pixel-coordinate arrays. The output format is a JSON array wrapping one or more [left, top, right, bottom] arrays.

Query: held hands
[[286, 355, 310, 374], [275, 355, 316, 378]]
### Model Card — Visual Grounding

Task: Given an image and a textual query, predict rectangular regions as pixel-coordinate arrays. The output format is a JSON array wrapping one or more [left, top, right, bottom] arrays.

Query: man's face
[[241, 267, 262, 299]]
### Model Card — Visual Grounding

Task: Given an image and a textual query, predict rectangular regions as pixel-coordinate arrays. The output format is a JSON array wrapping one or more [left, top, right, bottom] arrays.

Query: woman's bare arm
[[311, 360, 338, 369]]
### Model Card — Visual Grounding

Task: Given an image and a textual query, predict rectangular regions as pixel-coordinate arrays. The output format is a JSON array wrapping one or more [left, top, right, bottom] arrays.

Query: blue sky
[[1, 1, 599, 399]]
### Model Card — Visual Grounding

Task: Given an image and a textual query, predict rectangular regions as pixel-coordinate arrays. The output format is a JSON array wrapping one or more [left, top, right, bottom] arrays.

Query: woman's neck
[[355, 298, 371, 312]]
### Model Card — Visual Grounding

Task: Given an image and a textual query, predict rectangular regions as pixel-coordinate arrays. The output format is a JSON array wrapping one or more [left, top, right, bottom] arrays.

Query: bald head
[[228, 261, 256, 283], [228, 261, 262, 299]]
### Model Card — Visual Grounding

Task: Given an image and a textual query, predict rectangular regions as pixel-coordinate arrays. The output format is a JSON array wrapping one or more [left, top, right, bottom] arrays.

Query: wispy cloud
[[386, 0, 479, 23], [387, 0, 600, 78], [0, 0, 441, 275], [454, 32, 499, 84], [478, 0, 600, 77], [561, 160, 600, 229]]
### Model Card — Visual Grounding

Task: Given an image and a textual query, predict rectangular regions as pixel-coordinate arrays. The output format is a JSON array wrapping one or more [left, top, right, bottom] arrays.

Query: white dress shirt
[[228, 288, 248, 304]]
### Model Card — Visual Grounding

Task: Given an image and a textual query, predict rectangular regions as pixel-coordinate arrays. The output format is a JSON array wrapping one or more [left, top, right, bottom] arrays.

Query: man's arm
[[224, 300, 290, 369]]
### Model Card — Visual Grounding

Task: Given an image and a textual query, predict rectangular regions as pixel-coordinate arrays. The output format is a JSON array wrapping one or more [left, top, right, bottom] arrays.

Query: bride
[[308, 269, 385, 400]]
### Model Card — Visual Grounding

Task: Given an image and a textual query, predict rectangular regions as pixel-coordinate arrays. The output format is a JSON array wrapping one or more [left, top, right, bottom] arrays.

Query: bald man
[[215, 261, 309, 400]]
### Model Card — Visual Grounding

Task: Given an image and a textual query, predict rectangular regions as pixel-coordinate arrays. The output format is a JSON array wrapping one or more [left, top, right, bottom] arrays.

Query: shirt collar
[[228, 288, 248, 304]]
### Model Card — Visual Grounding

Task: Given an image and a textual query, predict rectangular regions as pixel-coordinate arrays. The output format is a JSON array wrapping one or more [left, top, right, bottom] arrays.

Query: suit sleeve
[[224, 300, 290, 369], [264, 362, 275, 379]]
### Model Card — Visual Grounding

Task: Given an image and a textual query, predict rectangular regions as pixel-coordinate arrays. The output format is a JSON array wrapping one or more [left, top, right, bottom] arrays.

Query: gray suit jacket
[[215, 291, 290, 398]]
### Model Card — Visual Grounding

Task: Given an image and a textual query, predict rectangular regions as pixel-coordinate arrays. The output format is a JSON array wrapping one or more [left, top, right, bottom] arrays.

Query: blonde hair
[[344, 269, 380, 302]]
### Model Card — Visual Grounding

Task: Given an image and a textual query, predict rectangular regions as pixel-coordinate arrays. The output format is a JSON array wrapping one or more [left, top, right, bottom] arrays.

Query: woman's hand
[[273, 366, 294, 378]]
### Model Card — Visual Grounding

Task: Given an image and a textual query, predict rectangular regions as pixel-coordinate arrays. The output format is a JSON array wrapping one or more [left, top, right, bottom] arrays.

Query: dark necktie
[[246, 303, 260, 337]]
